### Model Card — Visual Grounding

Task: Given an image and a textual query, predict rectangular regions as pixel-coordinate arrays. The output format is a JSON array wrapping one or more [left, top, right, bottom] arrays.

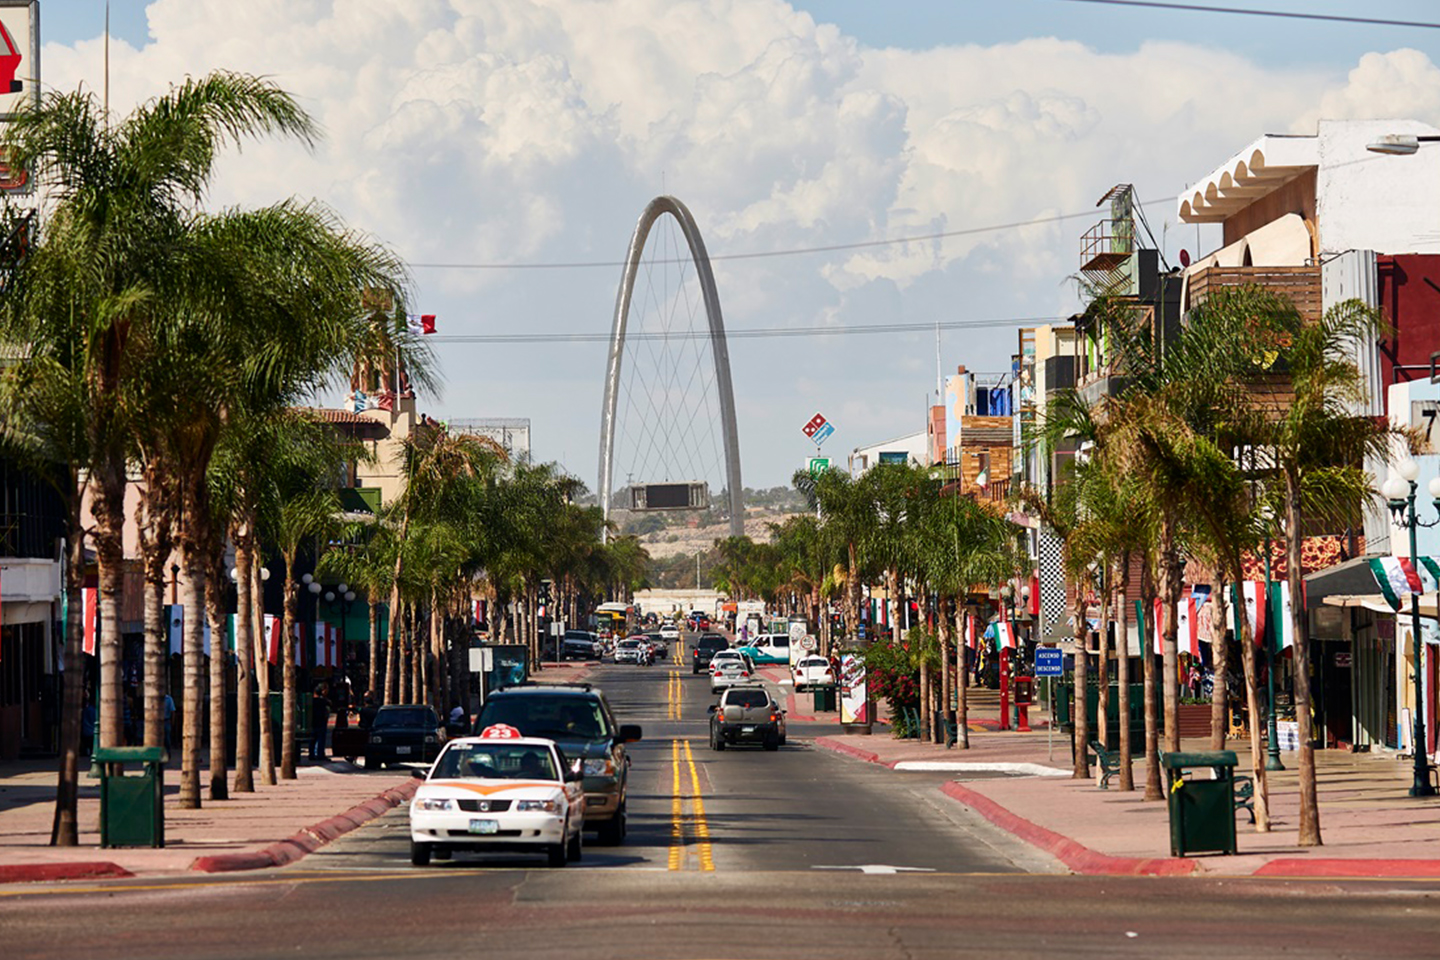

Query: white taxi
[[408, 724, 585, 867]]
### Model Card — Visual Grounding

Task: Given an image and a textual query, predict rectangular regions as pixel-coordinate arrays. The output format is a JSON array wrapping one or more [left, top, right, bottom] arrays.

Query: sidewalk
[[0, 661, 596, 885], [801, 693, 1440, 878]]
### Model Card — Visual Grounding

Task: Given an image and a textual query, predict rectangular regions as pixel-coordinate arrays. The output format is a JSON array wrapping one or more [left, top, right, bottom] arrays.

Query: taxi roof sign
[[479, 723, 523, 739]]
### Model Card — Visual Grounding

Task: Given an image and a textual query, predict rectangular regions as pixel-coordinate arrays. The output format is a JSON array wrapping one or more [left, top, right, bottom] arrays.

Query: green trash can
[[1160, 750, 1238, 857], [812, 684, 838, 713], [93, 746, 166, 848]]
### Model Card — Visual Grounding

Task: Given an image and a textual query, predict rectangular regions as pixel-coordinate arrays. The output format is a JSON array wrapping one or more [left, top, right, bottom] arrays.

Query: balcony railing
[[1185, 265, 1321, 323]]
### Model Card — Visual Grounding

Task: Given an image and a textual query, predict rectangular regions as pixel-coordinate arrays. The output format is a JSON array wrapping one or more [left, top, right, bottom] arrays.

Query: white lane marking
[[812, 864, 937, 875], [891, 761, 1069, 777]]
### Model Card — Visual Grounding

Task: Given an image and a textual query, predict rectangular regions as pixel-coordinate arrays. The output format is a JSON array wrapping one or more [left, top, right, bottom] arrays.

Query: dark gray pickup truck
[[708, 686, 786, 751]]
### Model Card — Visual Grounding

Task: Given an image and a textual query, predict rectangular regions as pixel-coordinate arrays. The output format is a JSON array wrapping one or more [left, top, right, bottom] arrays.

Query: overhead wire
[[428, 316, 1069, 344], [1048, 0, 1440, 29]]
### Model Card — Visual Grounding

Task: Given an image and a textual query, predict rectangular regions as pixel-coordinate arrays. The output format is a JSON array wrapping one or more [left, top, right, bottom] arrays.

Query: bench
[[1233, 774, 1255, 824], [943, 714, 958, 748], [1088, 740, 1121, 790], [901, 706, 922, 740]]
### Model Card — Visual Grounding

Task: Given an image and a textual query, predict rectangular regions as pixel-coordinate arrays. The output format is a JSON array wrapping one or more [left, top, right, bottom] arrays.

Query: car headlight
[[424, 735, 438, 743], [583, 758, 616, 777], [415, 798, 454, 811], [515, 799, 559, 813], [369, 736, 383, 745]]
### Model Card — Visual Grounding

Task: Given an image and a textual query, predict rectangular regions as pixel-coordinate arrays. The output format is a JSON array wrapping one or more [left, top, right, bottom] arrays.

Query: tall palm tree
[[793, 467, 873, 642]]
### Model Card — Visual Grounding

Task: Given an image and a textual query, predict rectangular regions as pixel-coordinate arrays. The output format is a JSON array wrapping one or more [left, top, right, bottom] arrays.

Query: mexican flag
[[996, 618, 1016, 650], [965, 612, 977, 650], [1268, 582, 1294, 653], [1370, 556, 1422, 611], [1238, 580, 1267, 645], [265, 614, 281, 665], [82, 587, 98, 656]]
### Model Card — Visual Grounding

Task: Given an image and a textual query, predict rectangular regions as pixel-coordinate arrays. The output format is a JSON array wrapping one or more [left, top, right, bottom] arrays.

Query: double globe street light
[[1381, 458, 1439, 798]]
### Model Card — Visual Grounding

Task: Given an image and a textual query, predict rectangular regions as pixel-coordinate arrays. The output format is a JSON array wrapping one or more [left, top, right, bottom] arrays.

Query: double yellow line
[[668, 738, 713, 871], [667, 665, 682, 720]]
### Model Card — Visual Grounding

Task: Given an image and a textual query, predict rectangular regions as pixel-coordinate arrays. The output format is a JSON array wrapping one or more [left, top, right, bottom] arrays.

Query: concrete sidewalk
[[0, 661, 597, 885], [802, 699, 1440, 878]]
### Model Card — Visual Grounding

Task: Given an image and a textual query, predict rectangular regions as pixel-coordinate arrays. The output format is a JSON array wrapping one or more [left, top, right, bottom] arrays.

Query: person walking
[[310, 684, 330, 761]]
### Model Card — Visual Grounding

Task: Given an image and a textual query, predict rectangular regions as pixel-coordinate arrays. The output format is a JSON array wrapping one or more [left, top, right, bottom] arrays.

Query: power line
[[409, 199, 1172, 270], [1049, 0, 1440, 29], [429, 315, 1066, 344]]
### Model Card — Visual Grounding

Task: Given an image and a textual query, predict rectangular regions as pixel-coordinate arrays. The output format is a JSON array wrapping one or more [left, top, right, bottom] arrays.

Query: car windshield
[[726, 690, 770, 708], [432, 743, 558, 781], [478, 695, 611, 740], [372, 708, 434, 729]]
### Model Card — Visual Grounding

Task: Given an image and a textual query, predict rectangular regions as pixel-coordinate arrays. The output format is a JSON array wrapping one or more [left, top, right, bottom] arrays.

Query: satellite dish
[[1179, 249, 1191, 268]]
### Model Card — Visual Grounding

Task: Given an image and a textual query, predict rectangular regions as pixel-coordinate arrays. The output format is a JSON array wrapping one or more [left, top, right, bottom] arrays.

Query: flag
[[1187, 585, 1211, 656], [1268, 582, 1295, 653], [472, 599, 484, 625], [407, 313, 436, 335], [83, 587, 98, 656], [965, 612, 977, 650], [1370, 556, 1423, 611], [1152, 597, 1165, 655], [167, 604, 183, 655], [265, 613, 281, 665], [1175, 588, 1195, 657], [227, 614, 238, 653], [294, 622, 306, 667], [996, 618, 1016, 650], [1239, 580, 1268, 645]]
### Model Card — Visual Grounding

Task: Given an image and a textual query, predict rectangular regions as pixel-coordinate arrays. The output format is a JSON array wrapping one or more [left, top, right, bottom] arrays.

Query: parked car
[[692, 634, 729, 674], [472, 684, 641, 844], [792, 654, 835, 692], [408, 728, 585, 867], [365, 705, 446, 769], [709, 686, 786, 750]]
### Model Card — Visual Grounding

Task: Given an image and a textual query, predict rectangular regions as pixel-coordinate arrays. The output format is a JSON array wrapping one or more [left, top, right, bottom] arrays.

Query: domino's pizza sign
[[802, 412, 835, 446], [0, 2, 37, 120]]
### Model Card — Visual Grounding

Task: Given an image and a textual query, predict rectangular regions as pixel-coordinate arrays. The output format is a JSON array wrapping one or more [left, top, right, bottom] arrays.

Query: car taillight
[[770, 713, 782, 722], [741, 671, 750, 678]]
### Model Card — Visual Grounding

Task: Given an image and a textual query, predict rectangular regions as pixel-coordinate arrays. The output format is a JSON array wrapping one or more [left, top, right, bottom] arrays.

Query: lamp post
[[999, 583, 1014, 732], [1382, 460, 1438, 798], [1366, 134, 1440, 156]]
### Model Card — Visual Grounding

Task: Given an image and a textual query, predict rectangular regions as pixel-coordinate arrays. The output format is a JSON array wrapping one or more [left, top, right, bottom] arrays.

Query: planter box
[[1177, 703, 1213, 739]]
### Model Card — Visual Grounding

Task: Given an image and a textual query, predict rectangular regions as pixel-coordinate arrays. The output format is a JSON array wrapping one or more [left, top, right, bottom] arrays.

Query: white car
[[614, 638, 646, 664], [792, 655, 835, 692], [659, 623, 680, 642], [408, 726, 585, 868], [709, 650, 755, 693]]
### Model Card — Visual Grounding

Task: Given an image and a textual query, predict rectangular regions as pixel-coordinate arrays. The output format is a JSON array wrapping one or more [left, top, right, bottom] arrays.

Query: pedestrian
[[162, 691, 176, 750], [332, 678, 351, 729], [1187, 662, 1202, 699], [81, 697, 96, 758], [310, 684, 330, 760], [358, 690, 378, 730]]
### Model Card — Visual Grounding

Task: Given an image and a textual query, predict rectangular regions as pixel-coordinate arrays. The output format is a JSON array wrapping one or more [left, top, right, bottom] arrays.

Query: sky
[[28, 0, 1440, 492]]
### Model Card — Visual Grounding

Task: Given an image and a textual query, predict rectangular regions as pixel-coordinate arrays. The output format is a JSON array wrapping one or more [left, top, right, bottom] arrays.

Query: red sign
[[479, 723, 523, 740], [802, 413, 827, 438], [0, 21, 21, 94]]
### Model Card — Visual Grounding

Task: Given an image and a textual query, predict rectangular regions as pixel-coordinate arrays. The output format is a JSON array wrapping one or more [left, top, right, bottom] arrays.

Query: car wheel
[[714, 731, 726, 751], [363, 755, 380, 770], [779, 733, 787, 746], [597, 809, 625, 846], [547, 841, 568, 868], [763, 733, 779, 751], [433, 845, 452, 861], [410, 841, 432, 866], [567, 824, 583, 862]]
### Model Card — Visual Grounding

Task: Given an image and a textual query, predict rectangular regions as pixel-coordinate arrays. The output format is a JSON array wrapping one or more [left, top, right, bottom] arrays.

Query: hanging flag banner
[[1151, 597, 1165, 655], [294, 622, 306, 667], [1370, 556, 1423, 611], [1239, 580, 1268, 645], [167, 604, 183, 655], [1268, 582, 1295, 654], [965, 612, 978, 650], [82, 586, 98, 656], [473, 599, 484, 625], [996, 618, 1016, 650], [1175, 589, 1195, 657], [227, 613, 238, 653], [1187, 585, 1211, 656], [406, 313, 437, 335], [265, 613, 281, 666]]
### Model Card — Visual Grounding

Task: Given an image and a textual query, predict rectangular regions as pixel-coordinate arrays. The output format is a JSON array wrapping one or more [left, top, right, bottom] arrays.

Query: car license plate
[[396, 745, 411, 755], [742, 726, 755, 734], [468, 819, 499, 835]]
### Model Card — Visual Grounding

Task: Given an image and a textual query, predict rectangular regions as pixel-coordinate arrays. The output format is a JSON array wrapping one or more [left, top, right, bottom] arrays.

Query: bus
[[594, 602, 633, 639]]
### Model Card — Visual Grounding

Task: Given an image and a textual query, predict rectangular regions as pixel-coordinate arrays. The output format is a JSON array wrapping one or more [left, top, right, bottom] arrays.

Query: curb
[[814, 736, 886, 766], [0, 861, 135, 885], [190, 779, 419, 874], [939, 781, 1197, 876], [1253, 858, 1440, 879]]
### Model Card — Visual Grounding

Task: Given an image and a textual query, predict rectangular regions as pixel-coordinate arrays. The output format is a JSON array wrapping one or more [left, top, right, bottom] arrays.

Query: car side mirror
[[411, 768, 426, 780], [618, 723, 643, 743], [565, 768, 584, 783], [707, 704, 717, 714]]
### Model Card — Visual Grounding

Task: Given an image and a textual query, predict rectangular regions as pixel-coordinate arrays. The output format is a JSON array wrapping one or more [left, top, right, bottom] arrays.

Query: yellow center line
[[669, 737, 684, 871], [682, 738, 714, 872]]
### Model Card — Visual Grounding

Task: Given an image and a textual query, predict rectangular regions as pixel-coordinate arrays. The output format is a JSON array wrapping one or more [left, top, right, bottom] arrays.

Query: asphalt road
[[4, 652, 1439, 959]]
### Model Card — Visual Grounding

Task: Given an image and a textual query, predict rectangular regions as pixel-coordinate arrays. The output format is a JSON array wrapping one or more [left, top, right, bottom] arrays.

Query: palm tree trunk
[[1159, 514, 1182, 754], [205, 553, 230, 801], [1209, 582, 1229, 750], [1284, 474, 1321, 846], [385, 597, 400, 704], [1072, 578, 1091, 779], [847, 541, 862, 641], [954, 606, 970, 749], [178, 540, 207, 808], [940, 597, 953, 744], [252, 546, 276, 786], [1236, 596, 1272, 832], [1116, 558, 1134, 791], [1141, 562, 1162, 801], [281, 558, 300, 780], [367, 597, 380, 702], [50, 479, 86, 847], [142, 560, 167, 751], [93, 470, 127, 751], [1096, 575, 1110, 752], [233, 528, 255, 793]]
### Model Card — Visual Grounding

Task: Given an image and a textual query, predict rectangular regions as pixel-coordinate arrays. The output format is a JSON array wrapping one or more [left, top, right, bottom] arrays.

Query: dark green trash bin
[[93, 746, 166, 848], [812, 684, 837, 712], [1160, 750, 1238, 857]]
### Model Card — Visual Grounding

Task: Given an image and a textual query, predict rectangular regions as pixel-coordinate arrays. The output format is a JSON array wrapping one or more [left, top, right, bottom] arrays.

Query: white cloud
[[32, 2, 1440, 486]]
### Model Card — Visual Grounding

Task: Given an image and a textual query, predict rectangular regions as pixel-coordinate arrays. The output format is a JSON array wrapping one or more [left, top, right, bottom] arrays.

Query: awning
[[1323, 593, 1440, 621]]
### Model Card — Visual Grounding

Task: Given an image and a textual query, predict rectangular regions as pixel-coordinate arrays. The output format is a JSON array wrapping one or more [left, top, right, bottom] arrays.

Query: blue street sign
[[1034, 648, 1064, 677]]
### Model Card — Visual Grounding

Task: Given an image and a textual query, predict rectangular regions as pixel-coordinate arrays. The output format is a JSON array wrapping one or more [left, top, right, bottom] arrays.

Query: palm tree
[[793, 467, 873, 641]]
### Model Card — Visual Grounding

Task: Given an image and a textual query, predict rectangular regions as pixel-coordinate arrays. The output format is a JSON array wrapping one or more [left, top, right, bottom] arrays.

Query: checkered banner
[[1039, 527, 1067, 640]]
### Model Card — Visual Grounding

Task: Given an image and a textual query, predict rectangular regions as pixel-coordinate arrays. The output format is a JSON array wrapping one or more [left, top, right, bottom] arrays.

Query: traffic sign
[[1034, 648, 1064, 677], [799, 636, 817, 651], [808, 457, 831, 475]]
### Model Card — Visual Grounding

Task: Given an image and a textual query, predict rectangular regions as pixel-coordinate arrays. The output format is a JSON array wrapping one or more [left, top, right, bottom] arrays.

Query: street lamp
[[999, 583, 1015, 732], [1382, 459, 1438, 798], [1366, 134, 1440, 156]]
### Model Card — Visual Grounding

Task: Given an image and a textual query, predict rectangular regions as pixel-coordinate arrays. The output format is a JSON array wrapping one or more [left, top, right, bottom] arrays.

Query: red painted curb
[[191, 778, 419, 874], [0, 861, 134, 885], [813, 736, 883, 766], [1254, 858, 1440, 879], [940, 781, 1195, 876]]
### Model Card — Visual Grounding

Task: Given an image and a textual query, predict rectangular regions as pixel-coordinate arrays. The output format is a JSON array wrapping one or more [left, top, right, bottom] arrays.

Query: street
[[3, 660, 1439, 959]]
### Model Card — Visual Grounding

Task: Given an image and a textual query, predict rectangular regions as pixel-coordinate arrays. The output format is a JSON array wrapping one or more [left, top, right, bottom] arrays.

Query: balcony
[[1185, 265, 1321, 323]]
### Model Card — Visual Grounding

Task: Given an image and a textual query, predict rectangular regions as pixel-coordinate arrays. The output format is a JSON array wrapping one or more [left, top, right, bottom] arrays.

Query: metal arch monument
[[598, 195, 744, 540]]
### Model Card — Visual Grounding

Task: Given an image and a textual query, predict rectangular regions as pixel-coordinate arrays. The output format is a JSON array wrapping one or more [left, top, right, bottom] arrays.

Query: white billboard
[[0, 1, 37, 120]]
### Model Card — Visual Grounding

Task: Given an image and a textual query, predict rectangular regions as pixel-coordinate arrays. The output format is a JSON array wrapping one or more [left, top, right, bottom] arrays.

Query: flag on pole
[[996, 618, 1016, 650], [1239, 580, 1268, 645], [167, 603, 183, 655], [1152, 597, 1165, 655], [1187, 585, 1211, 656], [965, 612, 977, 650], [1370, 556, 1423, 611], [1268, 582, 1295, 653], [406, 314, 436, 335], [265, 614, 281, 665], [1175, 588, 1195, 657], [294, 622, 306, 668], [83, 586, 98, 656]]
